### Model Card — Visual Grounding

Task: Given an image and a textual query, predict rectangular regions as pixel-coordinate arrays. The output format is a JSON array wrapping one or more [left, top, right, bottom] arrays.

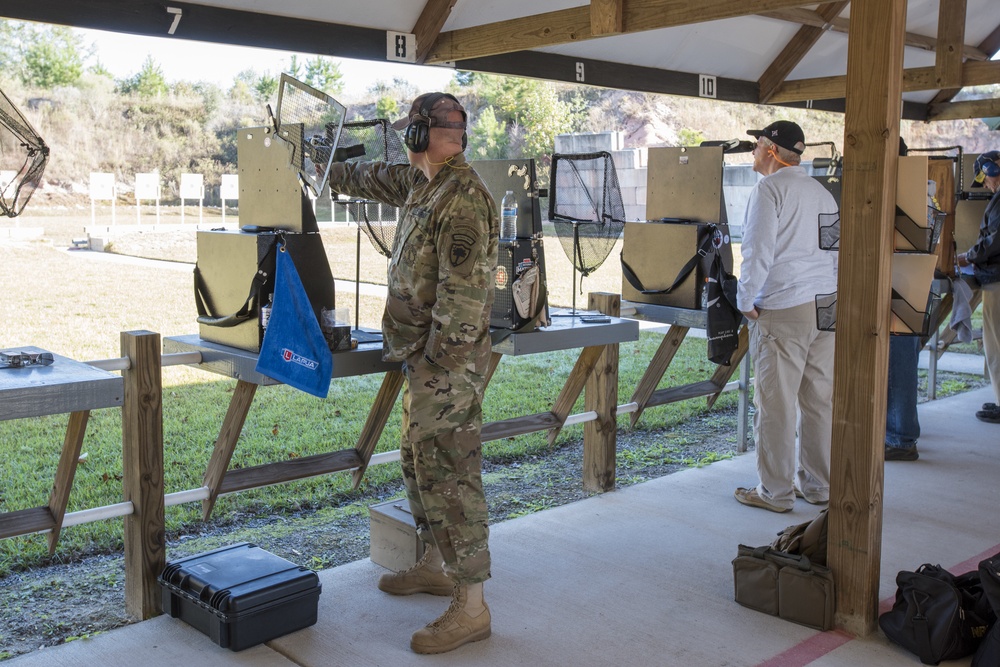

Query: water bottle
[[500, 190, 517, 241]]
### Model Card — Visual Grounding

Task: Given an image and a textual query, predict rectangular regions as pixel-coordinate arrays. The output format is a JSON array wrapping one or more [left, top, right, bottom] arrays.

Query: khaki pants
[[983, 286, 1000, 404], [749, 301, 835, 509]]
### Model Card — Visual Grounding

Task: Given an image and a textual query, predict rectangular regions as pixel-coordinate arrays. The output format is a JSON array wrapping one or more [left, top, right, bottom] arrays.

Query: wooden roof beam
[[424, 0, 819, 64], [934, 0, 967, 90], [929, 97, 1000, 121], [769, 58, 1000, 102], [929, 20, 1000, 106], [760, 7, 990, 61], [758, 1, 849, 104], [413, 0, 459, 64], [591, 0, 624, 37]]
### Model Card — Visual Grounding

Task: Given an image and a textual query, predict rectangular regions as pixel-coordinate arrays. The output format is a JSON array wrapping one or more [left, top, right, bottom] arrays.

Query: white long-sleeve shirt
[[737, 166, 839, 312]]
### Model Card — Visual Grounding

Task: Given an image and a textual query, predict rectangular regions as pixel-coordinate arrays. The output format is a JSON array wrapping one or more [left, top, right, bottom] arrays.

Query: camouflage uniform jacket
[[329, 154, 498, 374]]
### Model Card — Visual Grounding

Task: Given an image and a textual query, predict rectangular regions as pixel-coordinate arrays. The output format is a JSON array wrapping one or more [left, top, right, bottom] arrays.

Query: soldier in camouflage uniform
[[327, 92, 497, 654]]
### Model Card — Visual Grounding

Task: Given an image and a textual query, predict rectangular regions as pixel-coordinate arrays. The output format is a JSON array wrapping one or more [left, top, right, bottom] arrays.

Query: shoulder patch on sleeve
[[448, 228, 478, 268]]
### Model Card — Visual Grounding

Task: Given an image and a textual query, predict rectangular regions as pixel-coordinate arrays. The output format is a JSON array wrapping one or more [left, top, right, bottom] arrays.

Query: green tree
[[21, 25, 87, 88], [471, 74, 572, 164], [454, 70, 477, 87], [0, 20, 25, 73], [467, 106, 508, 160], [88, 60, 114, 80], [119, 56, 168, 98], [193, 82, 223, 117], [677, 128, 705, 146], [227, 79, 255, 107], [255, 73, 279, 103], [376, 95, 399, 121], [286, 55, 302, 80], [304, 56, 344, 96]]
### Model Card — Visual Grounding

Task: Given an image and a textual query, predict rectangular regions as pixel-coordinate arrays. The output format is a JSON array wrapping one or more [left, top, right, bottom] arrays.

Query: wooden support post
[[830, 0, 907, 637], [583, 292, 620, 492], [484, 351, 503, 387], [121, 330, 165, 620], [202, 379, 257, 520], [46, 410, 90, 554]]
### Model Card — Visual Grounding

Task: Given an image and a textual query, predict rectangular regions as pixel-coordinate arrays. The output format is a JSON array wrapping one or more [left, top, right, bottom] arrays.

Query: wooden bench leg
[[121, 330, 164, 620], [546, 345, 604, 447], [202, 379, 257, 521], [629, 326, 688, 427], [584, 293, 621, 492], [46, 410, 90, 554], [351, 369, 404, 489]]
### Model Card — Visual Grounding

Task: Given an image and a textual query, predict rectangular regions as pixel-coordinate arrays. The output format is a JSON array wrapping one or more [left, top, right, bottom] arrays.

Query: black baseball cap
[[747, 120, 806, 155]]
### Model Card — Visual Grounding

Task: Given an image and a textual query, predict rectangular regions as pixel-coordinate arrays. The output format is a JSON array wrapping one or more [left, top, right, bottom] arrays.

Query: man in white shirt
[[734, 120, 839, 513]]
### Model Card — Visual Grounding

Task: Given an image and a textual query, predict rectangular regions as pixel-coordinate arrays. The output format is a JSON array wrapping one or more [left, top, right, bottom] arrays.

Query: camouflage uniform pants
[[400, 353, 491, 585]]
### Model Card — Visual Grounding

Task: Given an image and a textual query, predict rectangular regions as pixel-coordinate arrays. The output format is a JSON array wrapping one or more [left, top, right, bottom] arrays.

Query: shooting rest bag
[[733, 544, 834, 631], [974, 550, 1000, 666]]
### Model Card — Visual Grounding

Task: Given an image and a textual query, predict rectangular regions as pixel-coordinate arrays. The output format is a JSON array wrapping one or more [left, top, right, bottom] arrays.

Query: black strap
[[912, 609, 935, 664], [621, 224, 715, 296], [194, 235, 280, 328]]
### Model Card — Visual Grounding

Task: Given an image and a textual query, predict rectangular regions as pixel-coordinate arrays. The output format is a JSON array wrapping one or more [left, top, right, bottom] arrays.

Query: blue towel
[[255, 243, 333, 398]]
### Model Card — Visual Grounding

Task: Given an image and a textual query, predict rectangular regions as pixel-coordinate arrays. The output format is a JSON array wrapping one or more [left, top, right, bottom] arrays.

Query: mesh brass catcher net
[[548, 151, 626, 312], [0, 87, 48, 217], [274, 73, 346, 199], [331, 119, 409, 258]]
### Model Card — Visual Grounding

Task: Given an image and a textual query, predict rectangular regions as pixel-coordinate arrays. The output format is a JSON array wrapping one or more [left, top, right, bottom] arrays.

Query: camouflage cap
[[391, 92, 467, 131]]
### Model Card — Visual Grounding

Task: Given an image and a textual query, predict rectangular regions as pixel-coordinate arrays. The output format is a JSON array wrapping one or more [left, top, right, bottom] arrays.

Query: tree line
[[0, 19, 596, 205]]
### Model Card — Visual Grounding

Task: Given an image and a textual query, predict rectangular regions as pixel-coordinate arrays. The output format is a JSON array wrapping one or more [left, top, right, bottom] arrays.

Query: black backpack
[[973, 551, 1000, 667], [879, 562, 996, 665]]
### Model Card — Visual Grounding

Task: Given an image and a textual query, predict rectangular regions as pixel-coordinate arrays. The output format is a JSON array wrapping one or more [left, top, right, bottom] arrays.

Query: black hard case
[[159, 542, 321, 651]]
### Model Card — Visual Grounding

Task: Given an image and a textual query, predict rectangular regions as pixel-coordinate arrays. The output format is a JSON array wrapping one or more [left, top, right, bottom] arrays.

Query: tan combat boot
[[409, 582, 491, 654], [377, 546, 453, 596]]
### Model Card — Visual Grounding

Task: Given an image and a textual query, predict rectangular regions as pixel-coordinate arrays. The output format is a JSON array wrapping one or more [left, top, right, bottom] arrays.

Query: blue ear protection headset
[[974, 151, 1000, 185], [402, 93, 468, 153]]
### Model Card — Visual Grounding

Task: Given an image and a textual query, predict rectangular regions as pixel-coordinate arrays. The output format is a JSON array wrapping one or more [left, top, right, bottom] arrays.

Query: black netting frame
[[334, 119, 408, 258], [274, 74, 346, 198], [548, 151, 626, 313], [331, 118, 409, 331], [0, 87, 48, 218]]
